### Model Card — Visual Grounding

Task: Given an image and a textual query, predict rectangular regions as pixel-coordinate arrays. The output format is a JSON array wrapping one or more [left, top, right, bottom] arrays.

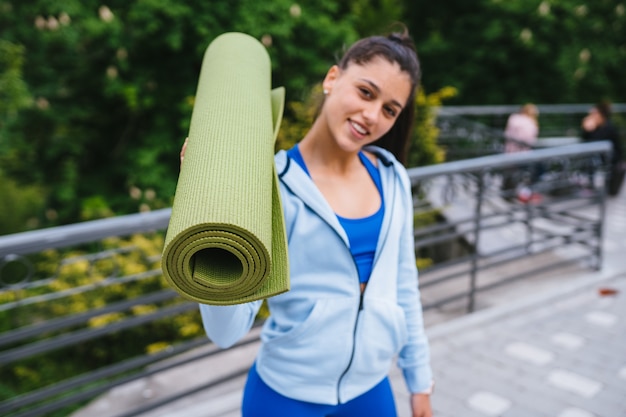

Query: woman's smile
[[349, 119, 369, 138]]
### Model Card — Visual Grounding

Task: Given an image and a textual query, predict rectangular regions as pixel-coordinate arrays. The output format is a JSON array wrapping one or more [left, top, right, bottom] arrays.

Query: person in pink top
[[502, 104, 542, 202], [504, 103, 539, 153]]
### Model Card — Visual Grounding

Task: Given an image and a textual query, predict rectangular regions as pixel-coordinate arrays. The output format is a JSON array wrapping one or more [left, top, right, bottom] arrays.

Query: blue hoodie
[[199, 146, 432, 405]]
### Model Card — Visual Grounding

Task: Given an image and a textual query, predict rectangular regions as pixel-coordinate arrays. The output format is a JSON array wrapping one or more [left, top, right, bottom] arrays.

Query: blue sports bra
[[287, 145, 384, 283]]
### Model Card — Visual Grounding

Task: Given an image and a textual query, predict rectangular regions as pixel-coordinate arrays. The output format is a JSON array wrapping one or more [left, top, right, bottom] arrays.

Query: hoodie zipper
[[335, 252, 364, 404]]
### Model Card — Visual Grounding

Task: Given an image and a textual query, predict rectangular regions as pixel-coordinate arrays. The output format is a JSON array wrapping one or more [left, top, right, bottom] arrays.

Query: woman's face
[[320, 56, 412, 153]]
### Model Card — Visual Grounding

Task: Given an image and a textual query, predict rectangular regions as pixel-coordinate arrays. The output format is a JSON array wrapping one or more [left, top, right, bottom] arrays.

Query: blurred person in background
[[503, 103, 542, 202], [504, 103, 539, 153], [581, 101, 624, 196]]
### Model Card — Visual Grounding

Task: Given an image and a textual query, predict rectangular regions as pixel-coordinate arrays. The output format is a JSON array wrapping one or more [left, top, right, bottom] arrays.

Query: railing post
[[595, 165, 608, 270], [467, 170, 485, 312]]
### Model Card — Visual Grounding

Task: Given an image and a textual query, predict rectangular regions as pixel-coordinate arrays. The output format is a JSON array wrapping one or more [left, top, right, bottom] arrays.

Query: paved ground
[[72, 186, 626, 417], [392, 271, 626, 417]]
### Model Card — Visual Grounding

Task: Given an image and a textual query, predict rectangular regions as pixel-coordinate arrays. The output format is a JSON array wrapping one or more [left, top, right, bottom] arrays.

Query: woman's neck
[[299, 134, 362, 177]]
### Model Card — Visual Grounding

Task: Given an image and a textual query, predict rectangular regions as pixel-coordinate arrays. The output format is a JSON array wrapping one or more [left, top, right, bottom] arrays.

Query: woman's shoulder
[[363, 145, 399, 167], [364, 146, 412, 188]]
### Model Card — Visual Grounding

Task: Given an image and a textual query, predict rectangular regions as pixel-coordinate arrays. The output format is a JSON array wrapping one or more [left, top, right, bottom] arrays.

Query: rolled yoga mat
[[162, 32, 289, 305]]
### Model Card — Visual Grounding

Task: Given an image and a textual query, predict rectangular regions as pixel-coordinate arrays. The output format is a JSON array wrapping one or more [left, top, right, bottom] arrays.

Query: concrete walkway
[[393, 271, 626, 417], [73, 186, 626, 417]]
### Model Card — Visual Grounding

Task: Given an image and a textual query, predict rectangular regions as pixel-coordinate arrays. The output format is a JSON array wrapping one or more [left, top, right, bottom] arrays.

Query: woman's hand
[[180, 137, 188, 167], [410, 393, 433, 417]]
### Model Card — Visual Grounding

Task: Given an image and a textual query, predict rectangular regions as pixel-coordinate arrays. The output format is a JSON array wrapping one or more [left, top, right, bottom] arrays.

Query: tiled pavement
[[391, 271, 626, 417], [73, 187, 626, 417]]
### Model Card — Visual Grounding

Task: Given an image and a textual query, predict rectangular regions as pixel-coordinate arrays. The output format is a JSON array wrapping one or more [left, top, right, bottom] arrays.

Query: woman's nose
[[362, 102, 381, 125]]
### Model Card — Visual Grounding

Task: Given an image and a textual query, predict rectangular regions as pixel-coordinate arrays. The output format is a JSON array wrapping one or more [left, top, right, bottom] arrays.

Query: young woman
[[190, 27, 434, 417]]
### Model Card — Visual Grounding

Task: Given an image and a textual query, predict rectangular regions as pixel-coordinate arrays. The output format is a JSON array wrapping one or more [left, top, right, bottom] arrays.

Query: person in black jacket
[[581, 101, 624, 196]]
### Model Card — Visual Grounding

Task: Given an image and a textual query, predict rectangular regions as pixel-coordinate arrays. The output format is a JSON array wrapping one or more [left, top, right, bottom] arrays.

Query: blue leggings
[[241, 363, 397, 417]]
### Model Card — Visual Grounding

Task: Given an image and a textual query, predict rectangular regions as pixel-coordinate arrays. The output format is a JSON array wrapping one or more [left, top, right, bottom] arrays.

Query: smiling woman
[[195, 25, 434, 417]]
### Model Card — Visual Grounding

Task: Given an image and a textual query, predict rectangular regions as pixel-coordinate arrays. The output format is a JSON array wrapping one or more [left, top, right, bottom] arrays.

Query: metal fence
[[436, 103, 626, 160], [410, 141, 611, 313], [0, 141, 612, 417]]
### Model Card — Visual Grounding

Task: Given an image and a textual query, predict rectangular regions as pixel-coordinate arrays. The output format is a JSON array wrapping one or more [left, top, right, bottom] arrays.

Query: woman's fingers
[[180, 137, 188, 165]]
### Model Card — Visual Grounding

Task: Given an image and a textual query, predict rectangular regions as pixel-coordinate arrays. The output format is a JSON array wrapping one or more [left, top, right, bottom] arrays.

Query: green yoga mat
[[162, 32, 289, 305]]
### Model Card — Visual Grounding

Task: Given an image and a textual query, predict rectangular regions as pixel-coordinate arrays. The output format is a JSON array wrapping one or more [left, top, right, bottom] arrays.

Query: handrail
[[438, 103, 626, 116], [0, 209, 171, 257], [407, 141, 612, 180], [0, 141, 613, 258]]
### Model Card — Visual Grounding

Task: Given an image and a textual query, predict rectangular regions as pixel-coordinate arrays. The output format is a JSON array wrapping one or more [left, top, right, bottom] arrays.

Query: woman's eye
[[384, 106, 397, 117], [359, 87, 372, 98]]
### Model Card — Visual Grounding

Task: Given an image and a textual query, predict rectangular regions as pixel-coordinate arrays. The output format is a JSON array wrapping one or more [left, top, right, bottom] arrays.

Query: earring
[[323, 89, 328, 95]]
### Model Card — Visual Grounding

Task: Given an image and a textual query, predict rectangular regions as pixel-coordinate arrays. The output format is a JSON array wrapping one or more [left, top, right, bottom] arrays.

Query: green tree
[[0, 39, 31, 141], [350, 0, 405, 36], [0, 1, 361, 229], [407, 86, 457, 167], [405, 0, 626, 104], [0, 171, 45, 234]]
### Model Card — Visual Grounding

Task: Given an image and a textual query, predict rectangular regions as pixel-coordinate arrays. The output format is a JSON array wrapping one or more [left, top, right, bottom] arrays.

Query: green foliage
[[234, 0, 358, 98], [80, 195, 114, 221], [406, 0, 626, 104], [275, 84, 324, 151], [0, 233, 207, 402], [407, 86, 457, 167], [0, 170, 45, 234], [0, 1, 361, 229], [2, 0, 625, 234], [0, 39, 32, 138], [413, 206, 442, 270], [350, 0, 405, 36], [0, 0, 447, 235]]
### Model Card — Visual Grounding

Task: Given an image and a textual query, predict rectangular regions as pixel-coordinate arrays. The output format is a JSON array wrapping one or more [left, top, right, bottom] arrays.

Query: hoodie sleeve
[[394, 166, 433, 394], [198, 301, 263, 348]]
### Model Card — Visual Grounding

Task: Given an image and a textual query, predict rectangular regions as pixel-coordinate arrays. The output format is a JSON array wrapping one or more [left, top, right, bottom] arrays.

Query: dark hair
[[595, 101, 612, 120], [337, 25, 421, 164]]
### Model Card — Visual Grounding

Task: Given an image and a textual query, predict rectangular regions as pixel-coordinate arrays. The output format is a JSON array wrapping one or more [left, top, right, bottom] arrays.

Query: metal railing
[[436, 103, 626, 160], [410, 141, 611, 312], [0, 141, 612, 417]]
